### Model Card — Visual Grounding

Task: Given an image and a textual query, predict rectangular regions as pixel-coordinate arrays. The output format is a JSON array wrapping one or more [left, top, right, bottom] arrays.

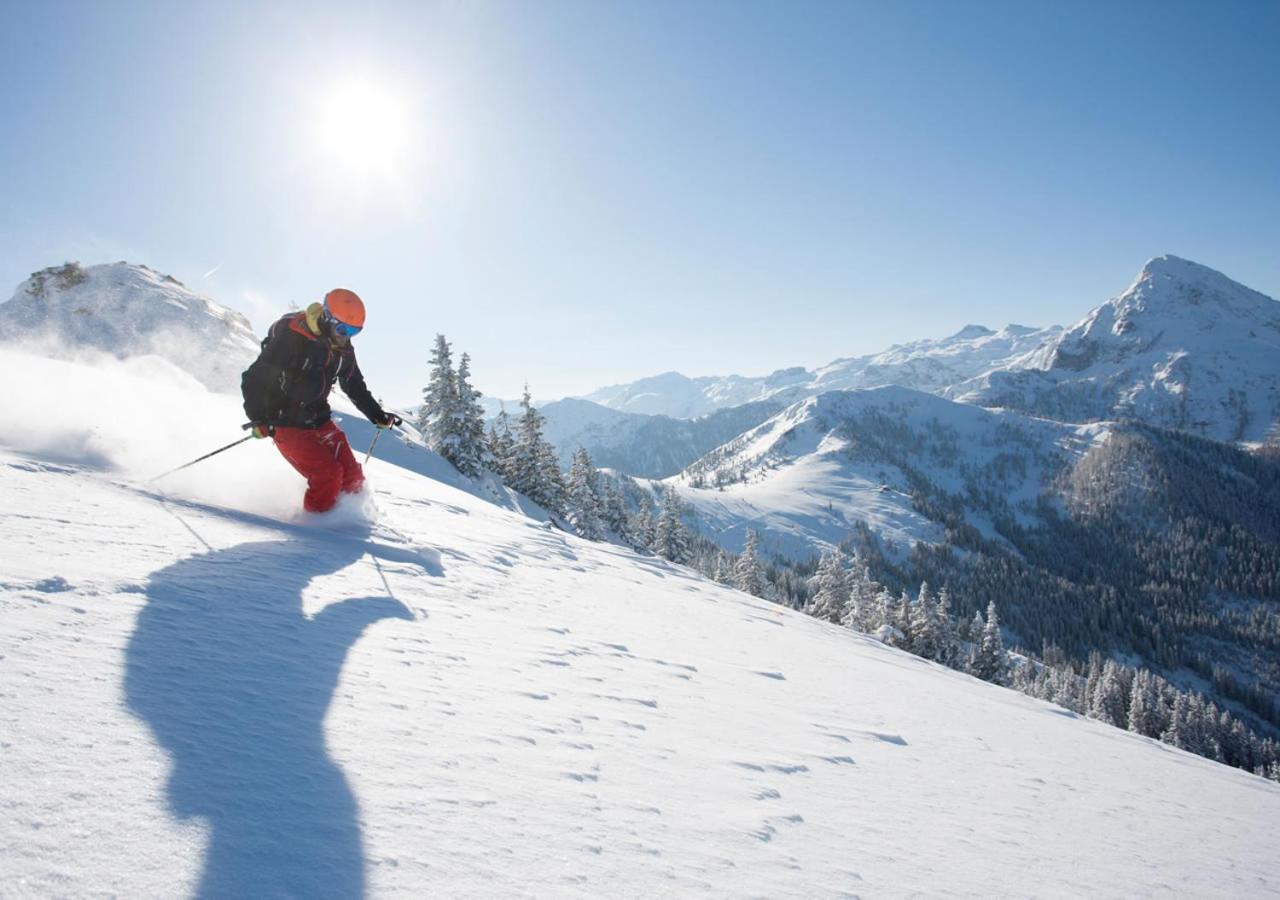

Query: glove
[[376, 412, 403, 430], [250, 423, 275, 439]]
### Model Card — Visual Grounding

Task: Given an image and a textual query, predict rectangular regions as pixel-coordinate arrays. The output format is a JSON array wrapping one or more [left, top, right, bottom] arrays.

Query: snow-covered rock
[[0, 261, 262, 393], [2, 351, 1278, 897], [951, 256, 1280, 442]]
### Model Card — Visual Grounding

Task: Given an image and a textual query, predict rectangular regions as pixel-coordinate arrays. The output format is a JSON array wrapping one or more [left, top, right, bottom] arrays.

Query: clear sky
[[2, 0, 1277, 405]]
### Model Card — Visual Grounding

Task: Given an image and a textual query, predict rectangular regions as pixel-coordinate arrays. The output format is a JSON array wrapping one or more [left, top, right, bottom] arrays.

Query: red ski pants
[[273, 421, 365, 513]]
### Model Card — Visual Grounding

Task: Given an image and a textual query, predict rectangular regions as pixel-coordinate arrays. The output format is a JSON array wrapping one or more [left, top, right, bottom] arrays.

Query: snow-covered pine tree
[[1088, 660, 1130, 728], [536, 438, 567, 517], [453, 352, 488, 477], [565, 447, 604, 540], [1131, 670, 1162, 737], [712, 552, 733, 585], [600, 476, 630, 539], [734, 531, 765, 597], [629, 493, 657, 551], [419, 334, 460, 462], [808, 550, 848, 623], [653, 485, 692, 563], [934, 586, 959, 666], [971, 601, 1009, 685], [509, 385, 565, 514], [486, 405, 516, 482], [840, 565, 876, 631], [1162, 692, 1191, 750], [910, 582, 941, 660], [890, 590, 914, 650], [966, 609, 985, 647], [874, 587, 898, 639]]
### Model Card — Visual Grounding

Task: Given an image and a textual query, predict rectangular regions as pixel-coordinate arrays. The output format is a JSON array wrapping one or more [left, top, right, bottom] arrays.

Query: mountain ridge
[[0, 261, 261, 393]]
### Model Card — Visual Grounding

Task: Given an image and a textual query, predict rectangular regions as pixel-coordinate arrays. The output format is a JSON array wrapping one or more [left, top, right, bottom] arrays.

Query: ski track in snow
[[3, 446, 1280, 898]]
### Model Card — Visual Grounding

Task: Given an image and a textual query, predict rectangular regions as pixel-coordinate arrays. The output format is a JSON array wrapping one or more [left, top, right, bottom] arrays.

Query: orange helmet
[[323, 288, 366, 333]]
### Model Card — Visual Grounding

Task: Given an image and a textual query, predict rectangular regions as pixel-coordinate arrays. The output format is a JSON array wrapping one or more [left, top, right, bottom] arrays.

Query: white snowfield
[[2, 352, 1279, 899], [665, 386, 1111, 559]]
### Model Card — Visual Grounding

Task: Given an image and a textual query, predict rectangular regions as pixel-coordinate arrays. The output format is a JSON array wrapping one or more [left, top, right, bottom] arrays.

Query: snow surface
[[665, 386, 1109, 560], [3, 350, 1280, 898]]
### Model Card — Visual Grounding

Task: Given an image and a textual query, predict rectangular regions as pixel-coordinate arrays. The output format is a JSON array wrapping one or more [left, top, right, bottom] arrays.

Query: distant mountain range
[[543, 257, 1278, 479], [580, 322, 1061, 419]]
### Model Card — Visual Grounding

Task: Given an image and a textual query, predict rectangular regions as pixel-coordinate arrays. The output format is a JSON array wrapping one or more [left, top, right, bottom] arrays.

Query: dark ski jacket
[[241, 305, 386, 429]]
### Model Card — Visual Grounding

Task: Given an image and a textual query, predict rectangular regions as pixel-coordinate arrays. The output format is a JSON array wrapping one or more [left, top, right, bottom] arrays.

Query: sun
[[312, 76, 413, 181]]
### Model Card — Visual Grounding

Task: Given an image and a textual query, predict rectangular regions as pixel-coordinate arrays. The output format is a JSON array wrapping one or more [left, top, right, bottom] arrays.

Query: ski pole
[[148, 424, 257, 483], [363, 427, 383, 465]]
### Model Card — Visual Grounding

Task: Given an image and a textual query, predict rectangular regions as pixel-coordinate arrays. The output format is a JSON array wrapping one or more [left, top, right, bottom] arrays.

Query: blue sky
[[2, 0, 1277, 404]]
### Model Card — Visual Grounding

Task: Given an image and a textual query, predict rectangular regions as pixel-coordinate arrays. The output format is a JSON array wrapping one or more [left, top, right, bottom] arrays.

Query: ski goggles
[[321, 309, 362, 338]]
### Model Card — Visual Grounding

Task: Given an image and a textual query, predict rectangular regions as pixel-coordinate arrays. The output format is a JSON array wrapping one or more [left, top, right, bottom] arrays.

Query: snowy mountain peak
[[1120, 254, 1278, 319], [1046, 254, 1280, 371], [948, 324, 995, 341], [953, 256, 1280, 442], [0, 261, 262, 393]]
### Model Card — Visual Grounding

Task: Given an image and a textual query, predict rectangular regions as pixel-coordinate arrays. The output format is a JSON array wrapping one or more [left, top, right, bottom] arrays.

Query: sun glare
[[313, 77, 413, 182]]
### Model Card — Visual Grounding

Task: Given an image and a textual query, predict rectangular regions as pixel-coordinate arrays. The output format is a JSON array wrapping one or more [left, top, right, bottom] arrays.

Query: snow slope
[[4, 352, 1280, 898], [580, 325, 1060, 419], [0, 262, 261, 393], [538, 398, 783, 479], [665, 386, 1106, 560], [952, 256, 1280, 442]]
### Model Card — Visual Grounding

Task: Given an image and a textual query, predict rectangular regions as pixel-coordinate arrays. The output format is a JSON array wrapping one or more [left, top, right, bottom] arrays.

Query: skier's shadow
[[125, 530, 426, 898]]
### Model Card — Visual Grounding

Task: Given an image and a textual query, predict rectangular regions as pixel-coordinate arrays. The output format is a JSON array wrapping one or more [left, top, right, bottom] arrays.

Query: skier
[[241, 288, 402, 513]]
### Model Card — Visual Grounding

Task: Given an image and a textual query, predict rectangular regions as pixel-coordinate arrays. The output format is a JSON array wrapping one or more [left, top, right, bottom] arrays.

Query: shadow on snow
[[125, 521, 433, 898]]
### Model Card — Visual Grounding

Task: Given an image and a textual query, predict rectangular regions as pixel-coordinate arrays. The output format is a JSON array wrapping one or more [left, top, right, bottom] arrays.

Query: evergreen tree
[[537, 440, 567, 516], [910, 582, 942, 660], [1163, 692, 1191, 750], [509, 385, 565, 514], [1050, 666, 1083, 713], [1127, 670, 1162, 737], [565, 447, 604, 540], [967, 609, 985, 646], [1089, 660, 1130, 728], [874, 588, 898, 636], [600, 476, 630, 538], [653, 486, 692, 563], [934, 586, 959, 666], [453, 352, 488, 477], [808, 550, 848, 623], [734, 531, 765, 597], [486, 405, 515, 482], [712, 553, 734, 585], [419, 334, 461, 462], [890, 590, 914, 649], [971, 601, 1009, 685], [629, 494, 657, 551], [841, 565, 879, 632]]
